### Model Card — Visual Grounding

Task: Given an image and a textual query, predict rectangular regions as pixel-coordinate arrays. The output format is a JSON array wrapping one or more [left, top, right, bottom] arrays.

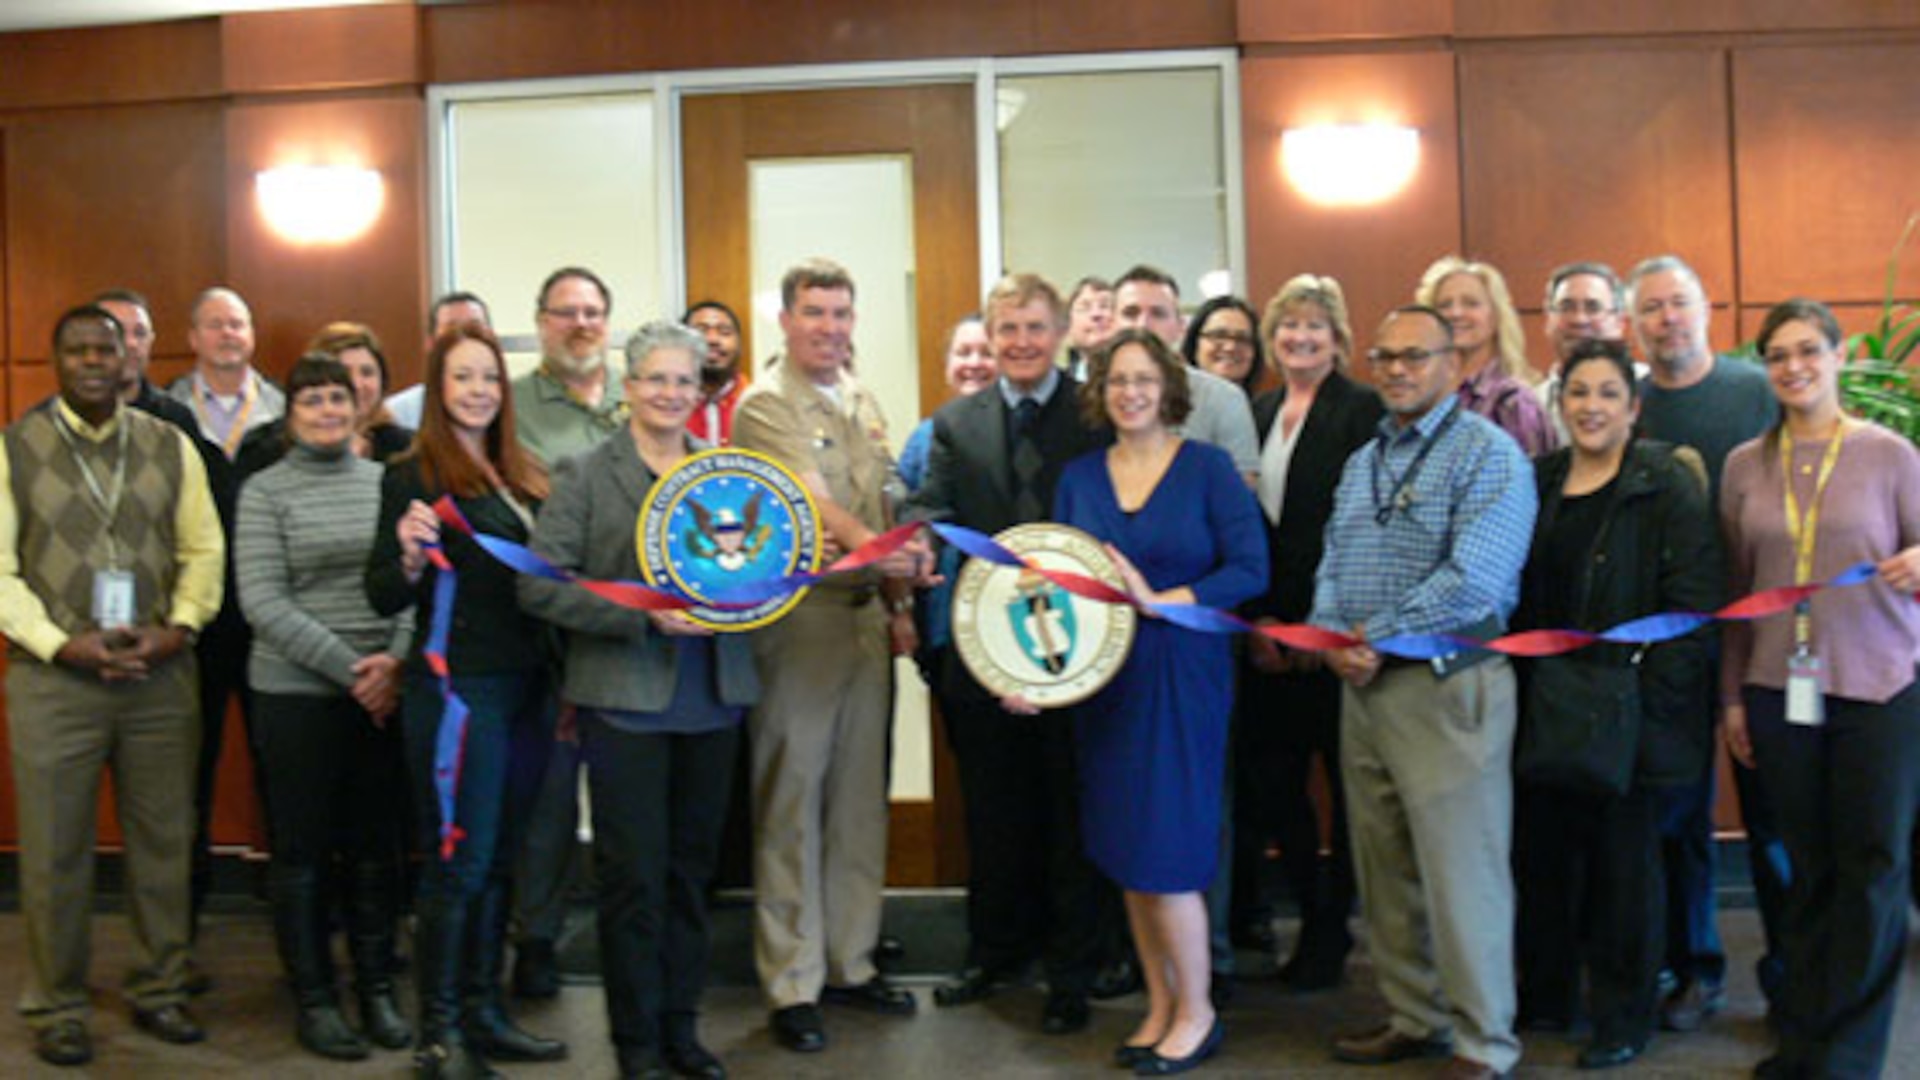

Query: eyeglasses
[[1365, 347, 1439, 371], [542, 306, 607, 324], [291, 387, 355, 409], [630, 371, 699, 390], [1107, 375, 1163, 390], [1199, 329, 1255, 348], [1763, 341, 1833, 367]]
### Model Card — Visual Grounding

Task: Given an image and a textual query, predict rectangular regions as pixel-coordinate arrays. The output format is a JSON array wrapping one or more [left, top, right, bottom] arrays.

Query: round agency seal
[[952, 523, 1137, 708], [637, 448, 823, 631]]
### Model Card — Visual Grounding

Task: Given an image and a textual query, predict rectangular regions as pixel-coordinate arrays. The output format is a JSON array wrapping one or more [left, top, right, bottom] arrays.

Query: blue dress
[[1053, 440, 1266, 892]]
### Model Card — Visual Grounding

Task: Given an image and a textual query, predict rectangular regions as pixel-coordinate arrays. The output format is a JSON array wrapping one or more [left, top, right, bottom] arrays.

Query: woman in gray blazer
[[518, 321, 760, 1080]]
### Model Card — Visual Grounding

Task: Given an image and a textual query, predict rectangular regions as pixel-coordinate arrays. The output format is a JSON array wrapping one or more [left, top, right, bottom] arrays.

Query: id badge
[[93, 569, 136, 631], [1785, 650, 1825, 727]]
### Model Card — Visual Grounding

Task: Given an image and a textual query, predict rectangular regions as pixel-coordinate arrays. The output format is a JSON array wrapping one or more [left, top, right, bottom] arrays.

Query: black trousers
[[1514, 781, 1663, 1046], [580, 713, 738, 1057], [1235, 664, 1354, 957], [940, 653, 1103, 992], [1747, 679, 1920, 1078], [252, 691, 406, 871], [191, 612, 254, 921]]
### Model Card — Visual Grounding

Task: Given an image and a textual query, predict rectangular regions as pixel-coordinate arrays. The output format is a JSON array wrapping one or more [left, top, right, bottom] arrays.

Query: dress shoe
[[771, 1004, 826, 1052], [34, 1020, 92, 1067], [1135, 1019, 1224, 1076], [295, 1002, 370, 1060], [1042, 990, 1091, 1035], [1436, 1056, 1511, 1079], [1331, 1023, 1451, 1065], [510, 937, 559, 1000], [1576, 1041, 1643, 1070], [1090, 957, 1144, 1000], [1660, 977, 1725, 1032], [415, 1037, 503, 1079], [133, 1003, 208, 1044], [358, 989, 413, 1050], [463, 1009, 567, 1062], [663, 1038, 727, 1079], [821, 975, 918, 1016]]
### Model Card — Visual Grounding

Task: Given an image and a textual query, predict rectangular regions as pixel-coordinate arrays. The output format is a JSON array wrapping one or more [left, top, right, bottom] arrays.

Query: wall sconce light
[[255, 164, 385, 244], [1280, 125, 1420, 207]]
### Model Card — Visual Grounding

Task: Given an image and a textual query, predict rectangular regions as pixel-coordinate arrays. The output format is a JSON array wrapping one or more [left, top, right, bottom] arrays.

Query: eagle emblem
[[685, 491, 772, 571]]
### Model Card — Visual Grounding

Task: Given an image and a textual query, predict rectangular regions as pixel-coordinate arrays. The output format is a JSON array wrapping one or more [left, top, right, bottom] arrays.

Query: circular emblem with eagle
[[637, 449, 824, 630], [951, 523, 1137, 707]]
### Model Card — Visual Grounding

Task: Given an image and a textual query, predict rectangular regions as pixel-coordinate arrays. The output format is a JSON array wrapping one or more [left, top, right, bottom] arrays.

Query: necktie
[[1013, 397, 1044, 521]]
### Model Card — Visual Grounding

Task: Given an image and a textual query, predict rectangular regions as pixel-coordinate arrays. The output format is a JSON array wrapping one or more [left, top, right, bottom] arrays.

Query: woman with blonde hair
[[1415, 256, 1556, 456]]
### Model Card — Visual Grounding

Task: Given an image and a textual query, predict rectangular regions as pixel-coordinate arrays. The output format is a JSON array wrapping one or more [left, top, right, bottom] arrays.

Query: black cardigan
[[365, 455, 549, 676], [1248, 370, 1384, 622], [1517, 439, 1724, 787]]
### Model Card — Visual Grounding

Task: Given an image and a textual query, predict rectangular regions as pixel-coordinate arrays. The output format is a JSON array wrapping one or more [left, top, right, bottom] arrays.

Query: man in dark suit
[[903, 272, 1111, 1035]]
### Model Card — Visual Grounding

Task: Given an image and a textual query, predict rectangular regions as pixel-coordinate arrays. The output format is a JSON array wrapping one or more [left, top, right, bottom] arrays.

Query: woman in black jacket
[[1512, 338, 1722, 1069], [1236, 274, 1382, 988], [365, 323, 564, 1079]]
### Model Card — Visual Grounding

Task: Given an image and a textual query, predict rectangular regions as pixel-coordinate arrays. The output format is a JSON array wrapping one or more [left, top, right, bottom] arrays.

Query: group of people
[[3, 248, 1917, 1080]]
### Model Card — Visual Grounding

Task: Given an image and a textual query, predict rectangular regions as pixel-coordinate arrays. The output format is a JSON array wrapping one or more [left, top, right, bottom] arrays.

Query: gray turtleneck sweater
[[235, 441, 408, 696]]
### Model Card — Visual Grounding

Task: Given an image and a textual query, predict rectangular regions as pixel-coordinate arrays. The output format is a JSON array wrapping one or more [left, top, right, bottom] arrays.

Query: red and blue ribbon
[[418, 498, 1899, 858]]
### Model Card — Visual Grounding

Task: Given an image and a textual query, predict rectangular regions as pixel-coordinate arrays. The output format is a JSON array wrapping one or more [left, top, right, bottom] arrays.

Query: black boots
[[269, 864, 370, 1061], [462, 880, 568, 1062], [413, 890, 498, 1080], [349, 860, 413, 1050]]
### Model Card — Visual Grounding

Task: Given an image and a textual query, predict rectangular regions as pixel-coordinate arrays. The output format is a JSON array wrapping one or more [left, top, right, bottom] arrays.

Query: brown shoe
[[1331, 1023, 1452, 1065], [1435, 1056, 1511, 1079]]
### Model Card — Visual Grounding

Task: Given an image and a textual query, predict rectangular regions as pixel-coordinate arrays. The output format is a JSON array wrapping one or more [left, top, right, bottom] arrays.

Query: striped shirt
[[1310, 395, 1536, 643]]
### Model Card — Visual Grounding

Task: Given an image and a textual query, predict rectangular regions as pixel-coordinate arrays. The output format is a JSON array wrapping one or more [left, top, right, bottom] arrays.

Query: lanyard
[[1371, 403, 1460, 526], [1779, 419, 1849, 647], [52, 410, 131, 569], [191, 372, 259, 459]]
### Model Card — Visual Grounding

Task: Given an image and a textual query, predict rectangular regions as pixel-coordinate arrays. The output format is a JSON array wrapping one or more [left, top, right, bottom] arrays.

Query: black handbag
[[1517, 654, 1641, 797]]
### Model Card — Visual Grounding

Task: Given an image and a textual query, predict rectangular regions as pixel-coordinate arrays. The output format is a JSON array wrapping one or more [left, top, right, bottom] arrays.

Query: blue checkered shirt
[[1309, 395, 1537, 643]]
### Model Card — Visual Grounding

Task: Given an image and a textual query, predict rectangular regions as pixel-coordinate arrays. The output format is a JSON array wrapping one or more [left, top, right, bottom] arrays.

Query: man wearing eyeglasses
[[1310, 305, 1535, 1080], [513, 266, 626, 470], [505, 266, 627, 1006], [1627, 254, 1783, 1035], [1534, 263, 1633, 444]]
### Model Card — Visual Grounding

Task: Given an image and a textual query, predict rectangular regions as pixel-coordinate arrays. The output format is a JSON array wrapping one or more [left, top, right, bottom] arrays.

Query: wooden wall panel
[[1733, 43, 1920, 306], [222, 5, 423, 95], [427, 0, 1233, 85], [1454, 0, 1920, 39], [1239, 50, 1461, 352], [3, 103, 226, 364], [1459, 48, 1737, 324], [1238, 0, 1453, 45], [0, 20, 223, 112], [224, 90, 427, 383], [1737, 302, 1888, 351]]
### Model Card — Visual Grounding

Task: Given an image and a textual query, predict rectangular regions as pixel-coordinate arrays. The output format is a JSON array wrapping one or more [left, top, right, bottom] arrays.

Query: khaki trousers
[[6, 654, 199, 1027], [1341, 658, 1521, 1072], [748, 596, 891, 1008]]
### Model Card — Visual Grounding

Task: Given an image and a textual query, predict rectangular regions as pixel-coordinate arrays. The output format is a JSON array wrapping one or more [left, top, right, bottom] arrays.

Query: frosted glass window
[[448, 93, 659, 373], [998, 70, 1229, 301]]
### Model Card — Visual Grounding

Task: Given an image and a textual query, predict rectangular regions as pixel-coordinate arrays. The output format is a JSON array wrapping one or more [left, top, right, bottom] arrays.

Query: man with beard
[[507, 266, 626, 1000], [513, 267, 626, 468], [1627, 253, 1782, 1032], [683, 300, 748, 446]]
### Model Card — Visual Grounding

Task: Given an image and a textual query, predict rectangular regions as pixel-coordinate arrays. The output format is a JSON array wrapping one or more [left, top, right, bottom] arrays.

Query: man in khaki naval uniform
[[731, 258, 928, 1053], [1, 305, 225, 1066]]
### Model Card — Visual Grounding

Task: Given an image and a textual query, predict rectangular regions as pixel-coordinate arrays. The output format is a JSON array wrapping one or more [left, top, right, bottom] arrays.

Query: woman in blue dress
[[1047, 327, 1265, 1074]]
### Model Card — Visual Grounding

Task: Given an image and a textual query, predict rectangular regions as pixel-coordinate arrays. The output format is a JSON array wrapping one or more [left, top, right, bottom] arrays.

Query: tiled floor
[[1, 897, 1914, 1078]]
